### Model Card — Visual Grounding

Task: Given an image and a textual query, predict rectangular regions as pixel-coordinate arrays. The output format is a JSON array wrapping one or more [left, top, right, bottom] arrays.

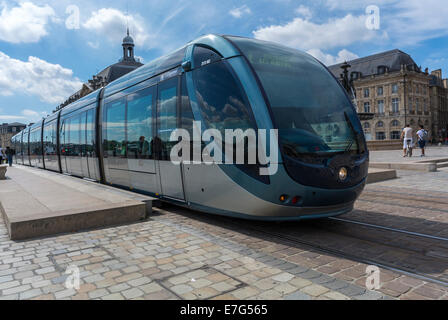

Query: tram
[[11, 34, 369, 221]]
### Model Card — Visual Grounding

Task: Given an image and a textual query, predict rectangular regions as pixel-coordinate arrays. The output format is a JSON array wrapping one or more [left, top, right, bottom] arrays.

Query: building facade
[[329, 50, 448, 142], [1, 122, 26, 148]]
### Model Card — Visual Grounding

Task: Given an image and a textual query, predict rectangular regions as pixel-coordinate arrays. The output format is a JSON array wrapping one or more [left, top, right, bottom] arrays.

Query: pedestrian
[[5, 146, 14, 167], [0, 146, 3, 164], [416, 125, 428, 157], [400, 124, 414, 157]]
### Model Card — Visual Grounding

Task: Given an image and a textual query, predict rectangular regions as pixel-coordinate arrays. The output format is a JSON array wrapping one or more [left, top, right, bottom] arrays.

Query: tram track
[[157, 205, 448, 288], [239, 222, 448, 287], [328, 217, 448, 242]]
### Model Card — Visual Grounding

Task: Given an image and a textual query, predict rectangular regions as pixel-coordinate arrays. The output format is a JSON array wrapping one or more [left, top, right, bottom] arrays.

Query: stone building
[[55, 29, 143, 111], [329, 49, 448, 142], [0, 122, 26, 148]]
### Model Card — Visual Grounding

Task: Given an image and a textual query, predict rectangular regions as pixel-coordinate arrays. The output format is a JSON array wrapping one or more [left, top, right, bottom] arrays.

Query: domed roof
[[122, 28, 134, 45]]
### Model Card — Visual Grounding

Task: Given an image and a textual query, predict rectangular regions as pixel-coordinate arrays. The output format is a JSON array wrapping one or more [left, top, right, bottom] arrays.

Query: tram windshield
[[227, 36, 363, 159]]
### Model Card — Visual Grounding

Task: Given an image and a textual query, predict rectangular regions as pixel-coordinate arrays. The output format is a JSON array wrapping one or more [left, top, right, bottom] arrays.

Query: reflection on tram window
[[192, 60, 256, 135], [43, 122, 57, 156], [104, 99, 126, 158], [157, 79, 177, 160], [127, 88, 153, 159], [181, 74, 195, 161], [227, 36, 363, 157], [68, 116, 81, 157], [86, 109, 96, 158]]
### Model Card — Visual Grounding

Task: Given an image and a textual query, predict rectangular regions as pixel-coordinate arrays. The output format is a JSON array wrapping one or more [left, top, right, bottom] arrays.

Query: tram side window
[[192, 60, 256, 135], [180, 74, 195, 161], [104, 99, 126, 158], [126, 87, 153, 159], [86, 109, 96, 157], [68, 116, 81, 157], [79, 112, 87, 157], [43, 122, 57, 156], [60, 120, 67, 156], [30, 130, 41, 156], [157, 78, 178, 160]]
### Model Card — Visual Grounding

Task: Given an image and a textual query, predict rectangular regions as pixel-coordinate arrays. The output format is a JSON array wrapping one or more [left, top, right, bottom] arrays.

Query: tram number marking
[[201, 59, 211, 67]]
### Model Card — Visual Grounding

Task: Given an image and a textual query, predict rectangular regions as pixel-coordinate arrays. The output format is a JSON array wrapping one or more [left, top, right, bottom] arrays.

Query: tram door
[[156, 77, 185, 201]]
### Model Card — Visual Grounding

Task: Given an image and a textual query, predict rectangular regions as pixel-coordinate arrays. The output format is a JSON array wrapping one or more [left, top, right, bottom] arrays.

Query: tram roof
[[103, 34, 240, 98]]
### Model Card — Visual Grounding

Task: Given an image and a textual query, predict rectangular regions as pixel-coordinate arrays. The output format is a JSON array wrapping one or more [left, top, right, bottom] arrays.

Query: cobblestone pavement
[[1, 163, 448, 300]]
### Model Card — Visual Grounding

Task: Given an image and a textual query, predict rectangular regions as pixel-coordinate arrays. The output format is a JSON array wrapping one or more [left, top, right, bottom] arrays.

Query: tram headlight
[[339, 167, 348, 181]]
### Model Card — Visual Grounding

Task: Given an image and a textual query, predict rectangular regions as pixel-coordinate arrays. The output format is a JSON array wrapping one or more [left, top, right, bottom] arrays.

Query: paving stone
[[353, 290, 385, 300], [301, 284, 330, 297], [55, 288, 77, 299], [323, 279, 350, 290], [272, 273, 295, 283], [19, 289, 43, 300], [102, 293, 125, 300], [2, 284, 32, 295], [338, 284, 366, 297], [287, 266, 309, 275], [284, 291, 312, 300], [88, 288, 109, 299], [298, 270, 321, 280], [323, 291, 350, 300], [122, 288, 144, 299], [171, 284, 194, 295]]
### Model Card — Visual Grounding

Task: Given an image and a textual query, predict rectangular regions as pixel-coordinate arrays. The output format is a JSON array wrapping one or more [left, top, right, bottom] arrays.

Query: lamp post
[[340, 61, 374, 121]]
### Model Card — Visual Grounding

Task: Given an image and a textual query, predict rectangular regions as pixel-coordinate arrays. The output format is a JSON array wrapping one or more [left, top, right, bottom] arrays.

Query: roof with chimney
[[328, 49, 420, 79]]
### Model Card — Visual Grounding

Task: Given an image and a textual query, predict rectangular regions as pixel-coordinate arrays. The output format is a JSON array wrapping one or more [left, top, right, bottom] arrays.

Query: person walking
[[416, 125, 428, 157], [0, 146, 4, 164], [5, 146, 14, 167], [401, 124, 414, 157]]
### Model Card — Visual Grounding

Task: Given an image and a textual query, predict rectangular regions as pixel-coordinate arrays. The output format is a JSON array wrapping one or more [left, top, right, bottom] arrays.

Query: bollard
[[0, 164, 7, 180]]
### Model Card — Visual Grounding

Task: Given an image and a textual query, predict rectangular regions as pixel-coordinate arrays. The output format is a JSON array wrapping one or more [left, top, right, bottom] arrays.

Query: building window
[[363, 122, 370, 129], [364, 88, 370, 98], [377, 87, 383, 96], [376, 132, 386, 140], [408, 96, 414, 113], [423, 99, 428, 113], [392, 83, 398, 94], [391, 120, 400, 127], [364, 102, 371, 113], [377, 121, 384, 128], [416, 85, 420, 94], [416, 98, 421, 113], [392, 98, 400, 113], [390, 131, 401, 140], [378, 100, 384, 114]]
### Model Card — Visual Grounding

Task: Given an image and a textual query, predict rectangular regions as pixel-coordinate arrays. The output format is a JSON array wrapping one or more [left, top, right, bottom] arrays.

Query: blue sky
[[1, 0, 448, 124]]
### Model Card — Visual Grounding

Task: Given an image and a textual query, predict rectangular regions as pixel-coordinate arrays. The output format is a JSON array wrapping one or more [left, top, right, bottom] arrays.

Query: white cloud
[[253, 14, 383, 51], [87, 41, 99, 49], [295, 5, 312, 20], [0, 51, 83, 105], [0, 109, 48, 124], [307, 48, 359, 66], [0, 1, 55, 43], [229, 5, 251, 19], [83, 8, 151, 47]]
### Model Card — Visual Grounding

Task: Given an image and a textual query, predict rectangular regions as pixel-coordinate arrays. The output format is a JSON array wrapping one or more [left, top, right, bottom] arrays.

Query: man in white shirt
[[401, 124, 414, 157], [416, 125, 428, 157]]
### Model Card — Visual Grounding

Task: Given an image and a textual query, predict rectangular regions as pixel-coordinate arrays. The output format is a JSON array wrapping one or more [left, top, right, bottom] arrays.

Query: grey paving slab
[[0, 166, 154, 240]]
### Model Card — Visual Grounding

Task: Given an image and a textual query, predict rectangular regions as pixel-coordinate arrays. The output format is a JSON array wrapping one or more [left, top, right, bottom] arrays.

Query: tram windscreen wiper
[[343, 111, 359, 153]]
